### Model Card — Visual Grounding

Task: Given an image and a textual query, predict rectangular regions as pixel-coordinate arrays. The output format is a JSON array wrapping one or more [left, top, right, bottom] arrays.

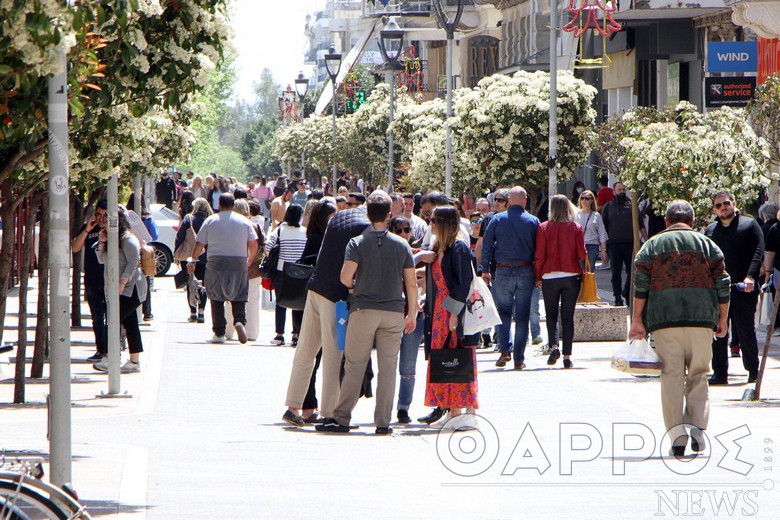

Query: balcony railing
[[364, 0, 474, 17]]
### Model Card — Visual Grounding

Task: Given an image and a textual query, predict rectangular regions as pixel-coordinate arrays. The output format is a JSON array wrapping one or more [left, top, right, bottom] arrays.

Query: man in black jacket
[[155, 171, 177, 209], [705, 190, 763, 385], [602, 182, 647, 306], [282, 204, 370, 427]]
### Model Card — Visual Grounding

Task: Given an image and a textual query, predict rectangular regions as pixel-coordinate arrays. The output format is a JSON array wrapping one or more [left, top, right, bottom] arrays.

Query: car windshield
[[153, 205, 179, 220]]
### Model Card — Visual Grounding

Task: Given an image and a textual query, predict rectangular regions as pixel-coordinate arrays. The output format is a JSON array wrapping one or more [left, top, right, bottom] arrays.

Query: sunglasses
[[714, 200, 732, 209], [470, 219, 483, 225], [494, 197, 507, 203], [580, 196, 593, 200], [394, 227, 411, 233]]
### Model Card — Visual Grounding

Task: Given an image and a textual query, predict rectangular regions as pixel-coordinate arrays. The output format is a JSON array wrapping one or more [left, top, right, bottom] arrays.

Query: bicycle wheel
[[0, 481, 67, 520], [0, 494, 32, 520]]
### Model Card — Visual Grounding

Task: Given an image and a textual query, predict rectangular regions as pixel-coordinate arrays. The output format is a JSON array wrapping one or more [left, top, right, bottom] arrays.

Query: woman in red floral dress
[[422, 206, 479, 429]]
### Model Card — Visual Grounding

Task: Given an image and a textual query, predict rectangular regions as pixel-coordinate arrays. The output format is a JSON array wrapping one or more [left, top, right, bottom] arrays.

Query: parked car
[[149, 204, 179, 276]]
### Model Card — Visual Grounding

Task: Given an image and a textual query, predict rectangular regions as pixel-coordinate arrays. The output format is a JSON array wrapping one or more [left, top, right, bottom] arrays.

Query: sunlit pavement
[[2, 271, 779, 519]]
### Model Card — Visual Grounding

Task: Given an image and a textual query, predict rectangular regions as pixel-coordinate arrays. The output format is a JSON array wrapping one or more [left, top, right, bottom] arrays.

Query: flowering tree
[[747, 73, 780, 169], [452, 71, 597, 211], [618, 101, 771, 225]]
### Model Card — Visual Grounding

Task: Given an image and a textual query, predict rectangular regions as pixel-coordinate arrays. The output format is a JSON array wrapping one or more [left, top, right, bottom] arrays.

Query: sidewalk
[[2, 272, 779, 519]]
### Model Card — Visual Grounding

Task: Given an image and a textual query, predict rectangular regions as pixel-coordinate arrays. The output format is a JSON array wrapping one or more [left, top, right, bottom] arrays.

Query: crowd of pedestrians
[[72, 168, 773, 452]]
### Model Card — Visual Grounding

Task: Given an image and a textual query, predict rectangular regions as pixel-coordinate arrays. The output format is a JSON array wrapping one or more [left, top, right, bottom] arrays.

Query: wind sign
[[707, 41, 758, 73]]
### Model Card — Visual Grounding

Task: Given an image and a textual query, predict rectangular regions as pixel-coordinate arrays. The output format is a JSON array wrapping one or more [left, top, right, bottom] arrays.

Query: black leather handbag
[[276, 261, 314, 310], [259, 230, 280, 280], [429, 332, 475, 384]]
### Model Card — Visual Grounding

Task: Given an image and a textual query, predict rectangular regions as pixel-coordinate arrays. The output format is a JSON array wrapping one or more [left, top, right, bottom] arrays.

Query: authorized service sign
[[705, 76, 756, 107], [707, 41, 758, 73]]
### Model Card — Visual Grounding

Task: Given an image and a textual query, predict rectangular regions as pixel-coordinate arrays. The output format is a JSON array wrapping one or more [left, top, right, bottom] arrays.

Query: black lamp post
[[378, 17, 405, 191], [324, 47, 342, 180], [294, 72, 309, 172]]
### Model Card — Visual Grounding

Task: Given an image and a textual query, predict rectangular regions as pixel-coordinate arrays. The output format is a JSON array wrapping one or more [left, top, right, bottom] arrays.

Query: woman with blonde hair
[[421, 206, 479, 430], [175, 197, 213, 322], [535, 195, 586, 369], [576, 190, 608, 272], [191, 175, 207, 199]]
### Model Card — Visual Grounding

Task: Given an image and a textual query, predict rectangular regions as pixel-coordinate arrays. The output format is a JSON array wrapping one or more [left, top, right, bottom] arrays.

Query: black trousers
[[211, 300, 246, 337], [542, 275, 582, 356], [119, 288, 143, 354], [86, 284, 107, 354], [142, 276, 153, 317], [712, 288, 759, 378], [272, 269, 302, 336], [302, 348, 323, 410], [608, 242, 634, 299]]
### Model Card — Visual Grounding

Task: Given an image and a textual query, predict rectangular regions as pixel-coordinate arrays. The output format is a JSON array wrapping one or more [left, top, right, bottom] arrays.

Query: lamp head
[[324, 47, 343, 80], [379, 17, 405, 68], [294, 72, 309, 99]]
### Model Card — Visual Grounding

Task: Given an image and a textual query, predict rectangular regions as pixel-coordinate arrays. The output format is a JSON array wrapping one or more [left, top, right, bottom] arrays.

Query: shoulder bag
[[173, 216, 197, 262], [277, 260, 314, 310], [463, 265, 502, 335], [259, 228, 281, 280], [139, 243, 157, 276], [577, 256, 600, 303], [429, 332, 475, 384]]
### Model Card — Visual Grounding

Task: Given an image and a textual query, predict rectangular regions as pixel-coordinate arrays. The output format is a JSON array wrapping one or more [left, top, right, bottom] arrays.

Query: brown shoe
[[514, 363, 526, 370], [495, 352, 511, 367]]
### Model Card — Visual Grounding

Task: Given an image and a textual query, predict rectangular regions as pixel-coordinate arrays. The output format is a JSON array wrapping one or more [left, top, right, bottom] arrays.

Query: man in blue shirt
[[481, 186, 539, 369]]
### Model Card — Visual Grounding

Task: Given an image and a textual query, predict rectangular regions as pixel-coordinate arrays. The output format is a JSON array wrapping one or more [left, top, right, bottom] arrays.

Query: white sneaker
[[442, 413, 478, 431], [207, 335, 226, 344], [92, 358, 109, 372], [121, 360, 140, 373]]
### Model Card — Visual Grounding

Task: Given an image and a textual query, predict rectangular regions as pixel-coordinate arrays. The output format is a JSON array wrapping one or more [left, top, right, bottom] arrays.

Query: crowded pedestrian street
[[2, 271, 779, 518]]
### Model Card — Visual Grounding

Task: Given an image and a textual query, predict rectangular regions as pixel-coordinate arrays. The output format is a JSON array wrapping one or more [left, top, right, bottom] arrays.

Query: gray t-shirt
[[345, 227, 414, 313], [196, 211, 258, 258]]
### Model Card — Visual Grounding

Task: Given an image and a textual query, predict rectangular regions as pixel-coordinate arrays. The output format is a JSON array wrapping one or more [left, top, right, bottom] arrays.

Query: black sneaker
[[669, 446, 687, 459], [480, 333, 492, 349], [747, 370, 758, 384], [282, 410, 305, 428], [196, 314, 205, 323], [143, 314, 154, 321], [547, 348, 561, 366], [708, 375, 728, 386], [614, 297, 624, 307], [86, 352, 104, 362], [375, 427, 393, 435], [188, 315, 198, 323], [315, 418, 349, 433], [397, 409, 411, 424], [418, 407, 446, 424]]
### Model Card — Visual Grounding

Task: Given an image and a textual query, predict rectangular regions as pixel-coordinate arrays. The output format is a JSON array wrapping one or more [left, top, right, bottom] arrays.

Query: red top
[[597, 187, 614, 208], [534, 221, 586, 281]]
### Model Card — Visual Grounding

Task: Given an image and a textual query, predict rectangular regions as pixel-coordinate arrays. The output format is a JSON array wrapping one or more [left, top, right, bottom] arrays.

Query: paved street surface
[[2, 269, 780, 519]]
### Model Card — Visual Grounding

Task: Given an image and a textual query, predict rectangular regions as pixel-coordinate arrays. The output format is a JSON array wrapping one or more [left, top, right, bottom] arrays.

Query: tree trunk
[[32, 194, 49, 378], [70, 190, 84, 327], [14, 194, 41, 403], [527, 186, 546, 218], [0, 177, 16, 345]]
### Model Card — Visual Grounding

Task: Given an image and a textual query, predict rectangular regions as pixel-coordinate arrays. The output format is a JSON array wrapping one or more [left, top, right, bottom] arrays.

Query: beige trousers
[[334, 309, 405, 429], [652, 327, 713, 442], [284, 291, 340, 416]]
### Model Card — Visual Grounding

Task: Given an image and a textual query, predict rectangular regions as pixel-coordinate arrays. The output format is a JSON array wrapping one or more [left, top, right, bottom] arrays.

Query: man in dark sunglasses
[[705, 190, 763, 386]]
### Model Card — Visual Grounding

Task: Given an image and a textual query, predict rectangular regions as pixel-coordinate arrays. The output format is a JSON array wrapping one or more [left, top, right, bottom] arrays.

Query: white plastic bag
[[261, 288, 275, 312], [463, 267, 502, 336], [610, 338, 663, 376]]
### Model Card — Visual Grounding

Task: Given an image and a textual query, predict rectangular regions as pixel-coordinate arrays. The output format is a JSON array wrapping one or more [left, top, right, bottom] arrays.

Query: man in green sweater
[[629, 200, 730, 459]]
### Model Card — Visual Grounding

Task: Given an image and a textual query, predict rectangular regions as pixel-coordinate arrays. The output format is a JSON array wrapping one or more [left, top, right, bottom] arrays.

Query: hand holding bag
[[259, 229, 281, 280], [463, 265, 502, 335], [577, 256, 600, 303], [610, 338, 663, 376], [429, 332, 475, 383], [276, 261, 314, 310]]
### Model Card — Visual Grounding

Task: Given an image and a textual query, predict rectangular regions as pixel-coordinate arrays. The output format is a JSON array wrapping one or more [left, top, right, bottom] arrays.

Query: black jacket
[[307, 207, 370, 302], [705, 212, 764, 283], [602, 196, 644, 244], [424, 240, 478, 358]]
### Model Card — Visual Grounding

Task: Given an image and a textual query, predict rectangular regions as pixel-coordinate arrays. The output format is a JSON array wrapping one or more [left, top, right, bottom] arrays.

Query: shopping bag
[[336, 300, 349, 352], [756, 283, 772, 325], [261, 288, 275, 312], [429, 332, 475, 383], [173, 268, 189, 289], [578, 257, 600, 303], [610, 338, 663, 376], [276, 261, 314, 311], [463, 266, 502, 335]]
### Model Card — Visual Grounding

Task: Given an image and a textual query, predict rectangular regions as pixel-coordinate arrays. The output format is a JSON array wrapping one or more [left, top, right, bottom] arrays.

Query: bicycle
[[0, 453, 91, 519]]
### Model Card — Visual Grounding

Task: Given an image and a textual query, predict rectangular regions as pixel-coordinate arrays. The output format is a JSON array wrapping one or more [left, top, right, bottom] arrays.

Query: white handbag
[[463, 266, 503, 335]]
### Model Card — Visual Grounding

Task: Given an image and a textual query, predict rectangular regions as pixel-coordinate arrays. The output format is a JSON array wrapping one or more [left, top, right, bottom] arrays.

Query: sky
[[229, 0, 315, 103]]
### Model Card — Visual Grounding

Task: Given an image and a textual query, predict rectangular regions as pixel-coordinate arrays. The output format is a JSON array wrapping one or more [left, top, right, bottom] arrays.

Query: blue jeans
[[397, 314, 425, 411], [493, 266, 535, 364], [583, 243, 600, 273], [530, 287, 541, 339]]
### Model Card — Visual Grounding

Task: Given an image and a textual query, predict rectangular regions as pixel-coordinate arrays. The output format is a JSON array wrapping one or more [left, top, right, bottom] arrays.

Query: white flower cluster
[[619, 101, 771, 224]]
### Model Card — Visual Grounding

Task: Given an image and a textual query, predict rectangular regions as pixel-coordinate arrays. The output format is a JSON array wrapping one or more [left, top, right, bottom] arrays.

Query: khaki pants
[[284, 291, 340, 416], [652, 327, 713, 443], [334, 309, 405, 429]]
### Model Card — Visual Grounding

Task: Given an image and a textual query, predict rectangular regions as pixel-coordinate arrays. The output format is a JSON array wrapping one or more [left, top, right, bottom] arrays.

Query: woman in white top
[[264, 204, 307, 346], [576, 190, 608, 272]]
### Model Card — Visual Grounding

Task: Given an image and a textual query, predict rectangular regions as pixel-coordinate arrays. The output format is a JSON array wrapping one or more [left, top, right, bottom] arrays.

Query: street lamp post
[[325, 47, 343, 182], [379, 17, 405, 192], [549, 0, 558, 196], [433, 0, 464, 198], [294, 72, 309, 174]]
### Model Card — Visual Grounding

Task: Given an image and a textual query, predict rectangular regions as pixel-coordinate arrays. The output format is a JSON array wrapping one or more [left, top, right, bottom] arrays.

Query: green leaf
[[0, 64, 12, 74]]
